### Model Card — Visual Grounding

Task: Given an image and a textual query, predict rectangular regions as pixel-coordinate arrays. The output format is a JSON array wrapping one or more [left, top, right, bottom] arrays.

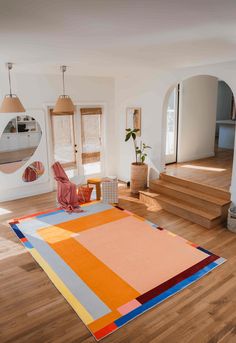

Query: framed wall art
[[126, 107, 141, 136]]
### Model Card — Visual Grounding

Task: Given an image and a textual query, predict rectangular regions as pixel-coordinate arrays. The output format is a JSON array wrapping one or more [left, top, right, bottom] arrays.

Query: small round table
[[87, 178, 101, 201]]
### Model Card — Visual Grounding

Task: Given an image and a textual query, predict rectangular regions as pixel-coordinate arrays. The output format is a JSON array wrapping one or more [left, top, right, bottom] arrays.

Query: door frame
[[75, 105, 105, 180], [46, 102, 107, 184], [165, 84, 180, 165], [49, 109, 77, 169]]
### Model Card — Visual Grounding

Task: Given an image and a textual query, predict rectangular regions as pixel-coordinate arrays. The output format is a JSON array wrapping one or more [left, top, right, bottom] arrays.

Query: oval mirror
[[0, 115, 42, 173], [22, 161, 45, 182]]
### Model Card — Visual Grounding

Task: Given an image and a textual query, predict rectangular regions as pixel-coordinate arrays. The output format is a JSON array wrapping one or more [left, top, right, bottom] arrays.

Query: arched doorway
[[163, 74, 235, 192]]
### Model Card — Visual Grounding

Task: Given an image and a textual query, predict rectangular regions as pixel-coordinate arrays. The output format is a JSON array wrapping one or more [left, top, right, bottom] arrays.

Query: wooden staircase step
[[155, 194, 219, 220], [160, 173, 231, 201], [150, 179, 229, 205], [139, 190, 162, 210], [149, 179, 230, 215], [156, 195, 223, 229], [139, 191, 225, 229]]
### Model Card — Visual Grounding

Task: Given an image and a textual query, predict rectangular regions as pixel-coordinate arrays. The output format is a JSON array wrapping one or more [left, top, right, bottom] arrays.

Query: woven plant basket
[[130, 163, 148, 194]]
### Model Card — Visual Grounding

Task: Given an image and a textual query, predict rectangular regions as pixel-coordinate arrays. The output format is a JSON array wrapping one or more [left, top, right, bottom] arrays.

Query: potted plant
[[125, 128, 151, 194]]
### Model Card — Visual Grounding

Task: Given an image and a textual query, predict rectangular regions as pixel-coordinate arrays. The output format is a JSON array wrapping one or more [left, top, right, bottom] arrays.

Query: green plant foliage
[[125, 128, 151, 164]]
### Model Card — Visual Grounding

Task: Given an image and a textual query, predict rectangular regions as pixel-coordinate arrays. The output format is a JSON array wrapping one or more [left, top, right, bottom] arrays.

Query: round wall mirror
[[22, 161, 45, 182], [0, 115, 42, 173]]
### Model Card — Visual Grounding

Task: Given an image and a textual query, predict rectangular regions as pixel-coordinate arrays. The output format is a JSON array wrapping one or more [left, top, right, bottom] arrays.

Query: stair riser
[[155, 197, 224, 229], [139, 192, 159, 209], [160, 174, 231, 201], [149, 181, 223, 215], [139, 192, 227, 229]]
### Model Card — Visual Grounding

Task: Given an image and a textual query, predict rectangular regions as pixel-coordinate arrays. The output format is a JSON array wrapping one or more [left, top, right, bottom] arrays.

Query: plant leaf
[[125, 132, 132, 141]]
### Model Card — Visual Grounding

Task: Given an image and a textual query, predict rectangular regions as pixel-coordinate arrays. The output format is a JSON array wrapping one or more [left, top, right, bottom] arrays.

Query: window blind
[[50, 109, 74, 116], [80, 109, 102, 165], [80, 107, 102, 115]]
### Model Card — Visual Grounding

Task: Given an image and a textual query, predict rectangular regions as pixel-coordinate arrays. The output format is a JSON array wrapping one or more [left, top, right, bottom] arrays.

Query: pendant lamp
[[0, 63, 25, 113], [53, 65, 75, 115]]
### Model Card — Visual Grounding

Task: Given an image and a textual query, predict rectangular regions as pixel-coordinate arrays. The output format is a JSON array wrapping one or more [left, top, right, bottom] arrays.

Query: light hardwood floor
[[165, 148, 234, 191], [1, 189, 236, 343], [0, 147, 36, 164]]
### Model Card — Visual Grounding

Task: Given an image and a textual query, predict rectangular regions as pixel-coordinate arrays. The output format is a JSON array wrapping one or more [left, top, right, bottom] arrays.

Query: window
[[51, 114, 76, 167], [80, 108, 102, 175]]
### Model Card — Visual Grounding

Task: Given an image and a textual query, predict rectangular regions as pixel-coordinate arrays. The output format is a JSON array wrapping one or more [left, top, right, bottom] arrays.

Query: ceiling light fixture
[[0, 63, 25, 113], [53, 65, 75, 115]]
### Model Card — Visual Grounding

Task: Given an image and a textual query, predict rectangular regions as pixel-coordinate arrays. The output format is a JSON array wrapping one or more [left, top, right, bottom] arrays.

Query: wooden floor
[[1, 189, 236, 343], [0, 147, 35, 164], [165, 148, 234, 191]]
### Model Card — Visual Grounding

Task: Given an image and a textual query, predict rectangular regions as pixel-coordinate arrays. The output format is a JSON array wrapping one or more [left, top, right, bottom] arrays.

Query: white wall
[[115, 75, 166, 182], [0, 73, 115, 201], [177, 75, 218, 163], [115, 61, 236, 204]]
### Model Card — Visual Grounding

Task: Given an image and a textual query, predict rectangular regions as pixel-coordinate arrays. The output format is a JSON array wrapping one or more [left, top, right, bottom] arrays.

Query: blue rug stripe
[[197, 246, 213, 255], [115, 260, 223, 327], [23, 241, 34, 249], [215, 257, 226, 265], [36, 209, 64, 218], [145, 220, 158, 229], [10, 224, 25, 239]]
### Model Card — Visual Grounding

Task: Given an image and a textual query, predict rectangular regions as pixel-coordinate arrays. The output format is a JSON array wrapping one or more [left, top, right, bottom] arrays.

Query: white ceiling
[[0, 0, 236, 76]]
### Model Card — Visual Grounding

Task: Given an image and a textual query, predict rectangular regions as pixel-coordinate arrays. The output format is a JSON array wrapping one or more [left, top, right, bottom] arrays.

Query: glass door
[[51, 114, 77, 178], [80, 108, 102, 177], [165, 85, 179, 164]]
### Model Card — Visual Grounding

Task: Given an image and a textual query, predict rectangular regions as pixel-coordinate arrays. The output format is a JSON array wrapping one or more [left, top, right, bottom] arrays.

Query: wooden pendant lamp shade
[[53, 95, 74, 115], [53, 66, 75, 115], [0, 95, 25, 113], [0, 63, 25, 113]]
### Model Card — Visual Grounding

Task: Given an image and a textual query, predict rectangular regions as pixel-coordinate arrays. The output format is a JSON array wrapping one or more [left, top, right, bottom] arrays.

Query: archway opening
[[163, 75, 235, 192]]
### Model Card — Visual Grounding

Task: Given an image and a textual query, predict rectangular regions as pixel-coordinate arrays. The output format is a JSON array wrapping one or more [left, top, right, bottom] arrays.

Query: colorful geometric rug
[[9, 202, 226, 340]]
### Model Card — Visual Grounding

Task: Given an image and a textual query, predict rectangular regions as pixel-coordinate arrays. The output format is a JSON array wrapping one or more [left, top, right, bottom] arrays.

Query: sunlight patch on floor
[[119, 195, 140, 203], [0, 207, 12, 215], [181, 165, 226, 172], [0, 238, 26, 260], [84, 162, 101, 175]]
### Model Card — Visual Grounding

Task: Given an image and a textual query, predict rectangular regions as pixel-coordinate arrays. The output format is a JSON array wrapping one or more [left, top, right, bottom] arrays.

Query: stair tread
[[153, 194, 220, 220], [160, 172, 230, 202], [151, 179, 230, 206], [139, 190, 226, 228], [139, 190, 157, 197]]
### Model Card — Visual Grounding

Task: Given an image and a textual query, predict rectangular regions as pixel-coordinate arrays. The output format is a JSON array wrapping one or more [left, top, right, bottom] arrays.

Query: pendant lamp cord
[[61, 65, 66, 96], [7, 63, 13, 96], [62, 68, 65, 95]]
